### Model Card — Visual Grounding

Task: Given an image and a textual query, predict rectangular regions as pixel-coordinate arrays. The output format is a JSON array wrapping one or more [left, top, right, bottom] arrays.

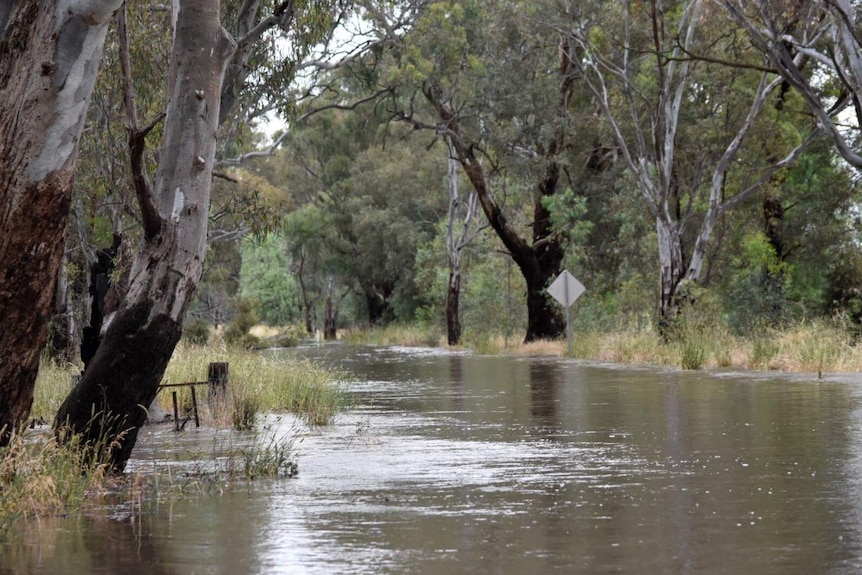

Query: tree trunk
[[433, 112, 564, 342], [48, 252, 76, 362], [444, 136, 477, 346], [446, 268, 462, 345], [323, 275, 337, 340], [656, 217, 685, 332], [81, 234, 122, 370], [0, 1, 121, 443], [55, 0, 235, 471], [295, 252, 316, 334], [365, 289, 388, 325]]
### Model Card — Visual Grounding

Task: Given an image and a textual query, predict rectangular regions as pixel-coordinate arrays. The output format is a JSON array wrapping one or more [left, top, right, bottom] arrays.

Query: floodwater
[[4, 345, 862, 574]]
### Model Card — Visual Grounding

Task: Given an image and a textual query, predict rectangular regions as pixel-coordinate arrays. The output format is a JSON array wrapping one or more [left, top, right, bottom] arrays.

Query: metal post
[[172, 391, 180, 432], [190, 385, 200, 428]]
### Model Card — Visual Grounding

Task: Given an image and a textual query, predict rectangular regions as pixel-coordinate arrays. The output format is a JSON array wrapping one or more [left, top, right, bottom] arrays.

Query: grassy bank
[[344, 319, 862, 374]]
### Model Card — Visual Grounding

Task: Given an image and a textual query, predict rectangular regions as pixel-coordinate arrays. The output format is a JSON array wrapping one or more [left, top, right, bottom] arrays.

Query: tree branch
[[118, 4, 161, 241], [217, 88, 392, 166]]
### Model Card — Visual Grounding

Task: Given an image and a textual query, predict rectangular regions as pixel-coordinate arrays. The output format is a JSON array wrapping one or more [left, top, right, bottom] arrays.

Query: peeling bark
[[55, 0, 236, 471], [0, 0, 121, 443]]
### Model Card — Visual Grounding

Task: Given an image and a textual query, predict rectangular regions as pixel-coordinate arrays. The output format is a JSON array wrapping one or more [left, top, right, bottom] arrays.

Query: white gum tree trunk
[[55, 0, 236, 471]]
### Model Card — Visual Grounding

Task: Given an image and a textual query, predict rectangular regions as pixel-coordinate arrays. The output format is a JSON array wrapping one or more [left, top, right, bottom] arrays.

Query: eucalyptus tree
[[720, 0, 862, 171], [0, 1, 123, 444], [566, 0, 818, 327], [443, 137, 482, 344], [385, 0, 595, 342], [54, 0, 236, 469], [56, 0, 350, 470]]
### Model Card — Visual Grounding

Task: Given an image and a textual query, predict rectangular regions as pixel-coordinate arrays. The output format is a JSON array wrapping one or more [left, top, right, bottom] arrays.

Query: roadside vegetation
[[344, 315, 862, 376]]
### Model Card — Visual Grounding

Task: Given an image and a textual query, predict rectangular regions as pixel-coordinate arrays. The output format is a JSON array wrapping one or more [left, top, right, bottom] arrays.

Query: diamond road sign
[[547, 270, 585, 308]]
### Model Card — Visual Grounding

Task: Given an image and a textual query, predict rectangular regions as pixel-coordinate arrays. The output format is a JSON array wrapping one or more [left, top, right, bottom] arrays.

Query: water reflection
[[4, 346, 862, 574], [2, 515, 176, 575], [528, 361, 559, 427]]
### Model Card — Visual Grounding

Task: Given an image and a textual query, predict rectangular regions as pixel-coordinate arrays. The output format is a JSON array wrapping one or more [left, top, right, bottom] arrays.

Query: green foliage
[[240, 235, 299, 325], [542, 187, 593, 251], [224, 298, 260, 348], [724, 232, 790, 334], [183, 320, 211, 346]]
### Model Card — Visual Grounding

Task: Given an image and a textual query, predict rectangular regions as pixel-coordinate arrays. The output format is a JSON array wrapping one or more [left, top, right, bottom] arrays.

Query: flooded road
[[5, 344, 862, 573]]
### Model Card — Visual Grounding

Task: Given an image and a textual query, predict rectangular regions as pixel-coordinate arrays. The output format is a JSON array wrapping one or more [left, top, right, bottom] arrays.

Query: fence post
[[207, 362, 229, 402]]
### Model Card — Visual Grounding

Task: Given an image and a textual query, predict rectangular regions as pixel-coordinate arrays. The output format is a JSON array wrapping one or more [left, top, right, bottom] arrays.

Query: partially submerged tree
[[387, 0, 585, 341], [55, 0, 235, 469], [0, 1, 123, 443]]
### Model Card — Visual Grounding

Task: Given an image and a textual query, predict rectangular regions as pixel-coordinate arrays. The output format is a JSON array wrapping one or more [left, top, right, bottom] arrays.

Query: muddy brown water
[[4, 344, 862, 574]]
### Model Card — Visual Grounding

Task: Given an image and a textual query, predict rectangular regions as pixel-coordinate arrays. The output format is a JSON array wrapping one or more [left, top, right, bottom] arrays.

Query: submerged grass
[[161, 342, 345, 428], [0, 426, 299, 541], [0, 430, 116, 540], [7, 340, 344, 537]]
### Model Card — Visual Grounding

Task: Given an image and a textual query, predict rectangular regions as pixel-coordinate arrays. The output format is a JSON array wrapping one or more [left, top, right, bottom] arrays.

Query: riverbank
[[342, 318, 862, 374]]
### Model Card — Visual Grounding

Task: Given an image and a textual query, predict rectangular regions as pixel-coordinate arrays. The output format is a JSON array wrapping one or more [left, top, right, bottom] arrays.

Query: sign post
[[546, 270, 586, 357]]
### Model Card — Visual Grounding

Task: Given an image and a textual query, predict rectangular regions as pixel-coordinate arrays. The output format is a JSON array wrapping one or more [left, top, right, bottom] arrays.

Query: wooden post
[[207, 362, 229, 402]]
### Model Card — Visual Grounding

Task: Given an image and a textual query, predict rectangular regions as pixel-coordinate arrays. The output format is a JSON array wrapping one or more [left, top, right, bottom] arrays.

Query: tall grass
[[342, 323, 443, 347], [32, 342, 344, 431], [161, 342, 345, 428], [30, 360, 77, 423], [0, 430, 116, 540]]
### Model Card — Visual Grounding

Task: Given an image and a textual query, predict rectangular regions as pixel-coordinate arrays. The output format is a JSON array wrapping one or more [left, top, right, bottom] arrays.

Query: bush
[[224, 298, 259, 348], [183, 319, 210, 345]]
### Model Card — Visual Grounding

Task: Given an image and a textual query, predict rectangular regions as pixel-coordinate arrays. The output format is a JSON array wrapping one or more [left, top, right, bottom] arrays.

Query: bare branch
[[213, 171, 240, 183], [217, 88, 392, 166], [118, 4, 161, 241]]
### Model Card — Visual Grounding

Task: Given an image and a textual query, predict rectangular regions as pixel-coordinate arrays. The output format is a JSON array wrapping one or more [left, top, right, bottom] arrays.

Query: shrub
[[183, 319, 210, 345]]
